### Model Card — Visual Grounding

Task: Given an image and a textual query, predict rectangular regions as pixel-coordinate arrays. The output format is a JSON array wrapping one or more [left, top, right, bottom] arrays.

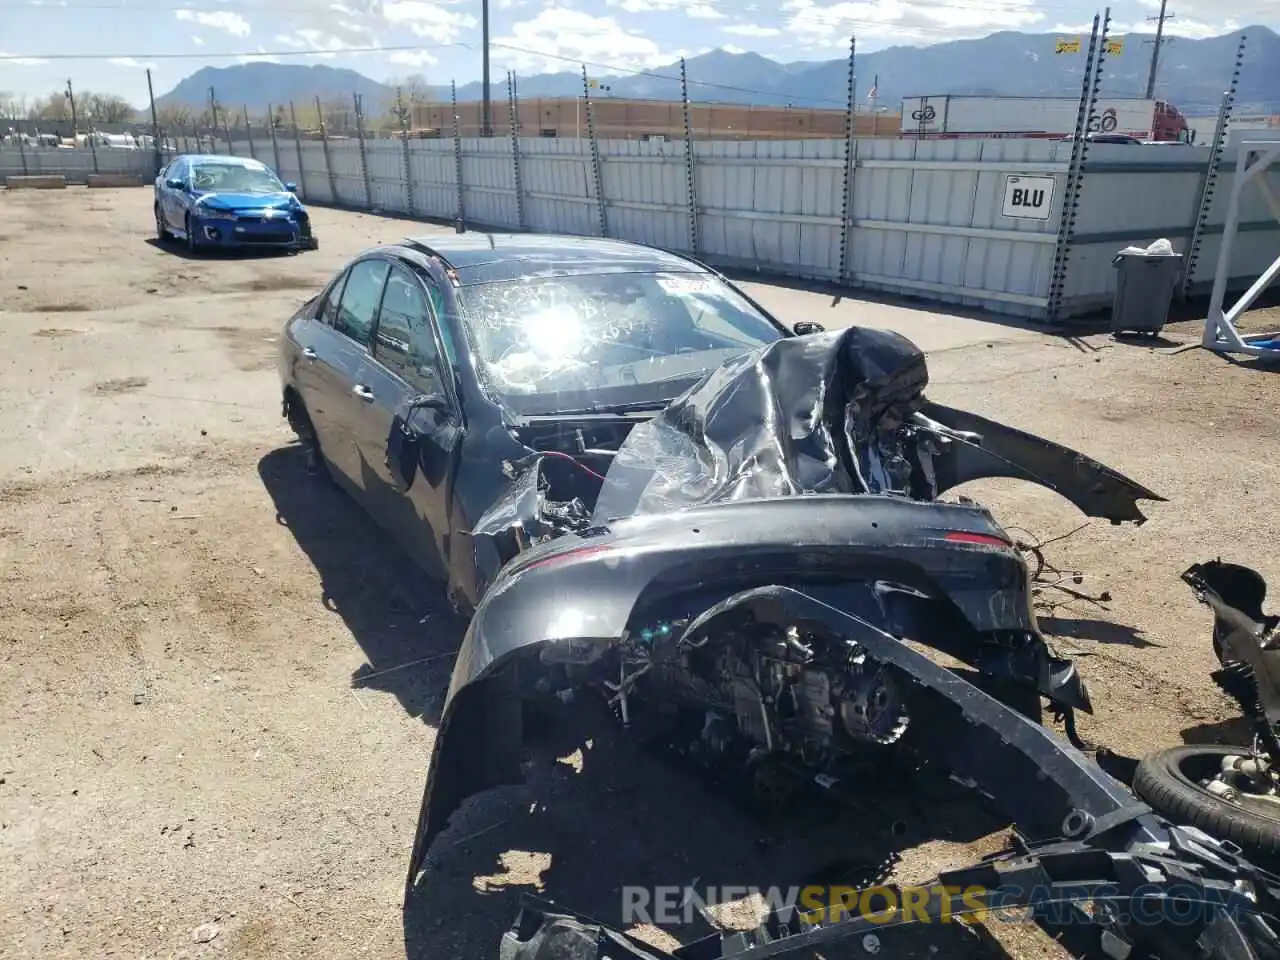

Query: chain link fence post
[[87, 121, 100, 173], [451, 81, 465, 232], [241, 106, 257, 160], [679, 57, 699, 255], [354, 92, 373, 210], [507, 71, 526, 231], [316, 96, 337, 204], [267, 103, 283, 177], [582, 65, 608, 238], [1046, 9, 1110, 325], [1182, 33, 1247, 301], [16, 132, 28, 175], [289, 102, 307, 201], [838, 35, 858, 284], [395, 87, 415, 218]]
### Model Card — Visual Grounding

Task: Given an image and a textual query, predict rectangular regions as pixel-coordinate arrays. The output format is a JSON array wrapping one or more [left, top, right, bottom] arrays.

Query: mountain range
[[156, 25, 1280, 118]]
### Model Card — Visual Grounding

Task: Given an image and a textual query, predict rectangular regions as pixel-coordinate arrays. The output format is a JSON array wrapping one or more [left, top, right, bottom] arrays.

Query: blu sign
[[1001, 175, 1056, 221]]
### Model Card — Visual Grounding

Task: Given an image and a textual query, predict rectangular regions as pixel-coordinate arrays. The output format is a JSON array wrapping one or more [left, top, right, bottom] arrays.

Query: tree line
[[1, 74, 435, 134]]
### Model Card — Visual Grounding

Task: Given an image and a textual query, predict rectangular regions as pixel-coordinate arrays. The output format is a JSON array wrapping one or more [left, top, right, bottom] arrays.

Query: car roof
[[398, 232, 710, 285]]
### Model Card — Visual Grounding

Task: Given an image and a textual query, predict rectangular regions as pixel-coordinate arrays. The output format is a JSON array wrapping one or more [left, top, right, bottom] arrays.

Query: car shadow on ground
[[1038, 615, 1157, 648], [257, 444, 465, 724], [145, 236, 300, 262], [403, 699, 1014, 960]]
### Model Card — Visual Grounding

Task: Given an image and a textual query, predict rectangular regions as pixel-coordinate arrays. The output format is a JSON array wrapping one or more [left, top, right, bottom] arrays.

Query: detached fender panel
[[922, 401, 1167, 525]]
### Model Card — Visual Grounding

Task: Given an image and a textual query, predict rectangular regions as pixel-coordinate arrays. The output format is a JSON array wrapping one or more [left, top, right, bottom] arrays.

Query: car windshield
[[458, 271, 787, 415], [190, 162, 284, 194]]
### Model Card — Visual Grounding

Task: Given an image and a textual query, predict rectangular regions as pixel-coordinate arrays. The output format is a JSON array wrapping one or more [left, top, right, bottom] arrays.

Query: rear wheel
[[285, 393, 332, 484]]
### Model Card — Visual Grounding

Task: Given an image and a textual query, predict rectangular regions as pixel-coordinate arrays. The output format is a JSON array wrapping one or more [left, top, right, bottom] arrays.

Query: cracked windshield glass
[[458, 271, 786, 413], [191, 161, 285, 194]]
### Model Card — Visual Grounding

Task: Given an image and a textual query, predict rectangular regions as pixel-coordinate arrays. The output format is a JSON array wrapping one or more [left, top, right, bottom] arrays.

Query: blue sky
[[1, 0, 1275, 106]]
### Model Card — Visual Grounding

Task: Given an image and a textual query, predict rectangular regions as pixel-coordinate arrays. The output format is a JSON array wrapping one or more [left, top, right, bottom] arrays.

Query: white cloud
[[782, 0, 1045, 46], [720, 44, 748, 54], [191, 35, 205, 46], [389, 49, 439, 65], [175, 9, 252, 37], [273, 34, 308, 48], [1049, 18, 1237, 41], [0, 51, 49, 65], [381, 0, 477, 42], [722, 23, 781, 37], [606, 0, 723, 18], [108, 56, 156, 69], [493, 7, 668, 74]]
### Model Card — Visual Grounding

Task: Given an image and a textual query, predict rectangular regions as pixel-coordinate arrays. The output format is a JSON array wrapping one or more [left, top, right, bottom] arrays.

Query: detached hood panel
[[591, 326, 1163, 526]]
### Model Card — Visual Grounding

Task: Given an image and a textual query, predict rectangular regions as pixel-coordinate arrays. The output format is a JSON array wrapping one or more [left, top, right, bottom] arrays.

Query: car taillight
[[943, 531, 1011, 547]]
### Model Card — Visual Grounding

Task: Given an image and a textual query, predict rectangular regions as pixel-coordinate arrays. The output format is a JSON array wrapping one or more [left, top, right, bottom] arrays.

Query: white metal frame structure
[[1203, 139, 1280, 357]]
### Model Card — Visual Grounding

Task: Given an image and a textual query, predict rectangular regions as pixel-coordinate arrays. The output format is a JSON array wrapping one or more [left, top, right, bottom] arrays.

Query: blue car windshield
[[190, 162, 284, 194], [457, 271, 786, 414]]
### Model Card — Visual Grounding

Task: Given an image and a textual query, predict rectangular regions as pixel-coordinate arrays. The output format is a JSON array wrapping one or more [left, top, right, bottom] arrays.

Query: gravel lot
[[1, 186, 1278, 960]]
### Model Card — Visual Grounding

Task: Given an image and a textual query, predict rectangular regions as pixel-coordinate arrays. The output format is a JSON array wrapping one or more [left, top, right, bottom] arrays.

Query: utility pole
[[481, 0, 491, 136], [1144, 0, 1174, 99], [65, 79, 78, 137]]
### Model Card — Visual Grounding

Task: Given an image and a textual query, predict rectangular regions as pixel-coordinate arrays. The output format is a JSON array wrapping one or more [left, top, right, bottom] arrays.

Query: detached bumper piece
[[501, 824, 1280, 960]]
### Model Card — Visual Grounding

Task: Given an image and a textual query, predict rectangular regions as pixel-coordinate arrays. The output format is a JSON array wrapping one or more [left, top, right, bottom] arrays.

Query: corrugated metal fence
[[4, 135, 1277, 323]]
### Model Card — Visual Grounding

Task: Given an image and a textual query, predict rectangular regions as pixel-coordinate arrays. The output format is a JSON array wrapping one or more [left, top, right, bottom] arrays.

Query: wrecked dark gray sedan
[[279, 234, 1280, 959]]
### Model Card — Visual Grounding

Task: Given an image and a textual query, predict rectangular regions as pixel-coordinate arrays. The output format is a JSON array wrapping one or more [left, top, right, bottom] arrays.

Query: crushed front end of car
[[403, 325, 1248, 957]]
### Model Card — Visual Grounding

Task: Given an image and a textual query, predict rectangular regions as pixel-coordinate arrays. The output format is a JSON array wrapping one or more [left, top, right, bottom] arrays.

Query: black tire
[[185, 215, 201, 255], [1133, 744, 1280, 861], [155, 204, 171, 242], [285, 394, 334, 486]]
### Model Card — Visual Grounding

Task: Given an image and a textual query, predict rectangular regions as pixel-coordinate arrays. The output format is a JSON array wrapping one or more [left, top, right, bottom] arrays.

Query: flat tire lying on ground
[[1133, 744, 1280, 862]]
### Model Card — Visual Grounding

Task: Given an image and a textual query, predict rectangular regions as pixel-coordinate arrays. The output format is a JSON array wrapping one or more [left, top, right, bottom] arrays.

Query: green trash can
[[1110, 247, 1183, 336]]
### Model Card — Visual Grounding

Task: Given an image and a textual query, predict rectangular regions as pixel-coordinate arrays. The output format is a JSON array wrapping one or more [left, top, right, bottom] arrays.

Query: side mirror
[[406, 391, 450, 414], [793, 320, 825, 335], [284, 182, 298, 193], [165, 177, 185, 190]]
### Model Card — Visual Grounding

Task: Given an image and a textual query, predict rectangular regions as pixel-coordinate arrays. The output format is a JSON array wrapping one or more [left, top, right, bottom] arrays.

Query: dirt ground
[[1, 186, 1278, 960]]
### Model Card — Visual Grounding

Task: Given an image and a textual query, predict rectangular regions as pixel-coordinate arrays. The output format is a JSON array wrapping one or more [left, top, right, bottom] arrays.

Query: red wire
[[539, 449, 608, 482]]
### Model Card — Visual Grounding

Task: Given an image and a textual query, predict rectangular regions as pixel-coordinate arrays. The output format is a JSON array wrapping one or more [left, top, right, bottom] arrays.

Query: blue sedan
[[154, 154, 318, 254]]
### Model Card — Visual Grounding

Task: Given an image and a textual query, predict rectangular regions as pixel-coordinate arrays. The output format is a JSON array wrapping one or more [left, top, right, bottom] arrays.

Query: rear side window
[[318, 269, 349, 327], [334, 259, 389, 346]]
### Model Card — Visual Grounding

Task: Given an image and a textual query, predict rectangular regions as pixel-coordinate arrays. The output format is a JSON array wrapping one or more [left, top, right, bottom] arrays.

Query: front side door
[[351, 264, 463, 581], [310, 257, 390, 492], [161, 158, 186, 229]]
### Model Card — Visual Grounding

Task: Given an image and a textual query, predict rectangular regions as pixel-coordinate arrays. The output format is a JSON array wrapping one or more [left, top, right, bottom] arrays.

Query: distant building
[[407, 97, 900, 141]]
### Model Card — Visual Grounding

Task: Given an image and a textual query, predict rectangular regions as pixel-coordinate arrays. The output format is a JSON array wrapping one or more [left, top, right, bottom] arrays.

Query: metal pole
[[208, 87, 219, 153], [507, 71, 526, 231], [1046, 10, 1110, 325], [66, 79, 78, 139], [222, 104, 234, 157], [1182, 34, 1246, 301], [396, 88, 415, 217], [289, 101, 306, 200], [679, 57, 699, 255], [242, 106, 257, 160], [16, 131, 27, 175], [450, 81, 464, 232], [354, 92, 373, 210], [481, 0, 491, 137], [267, 103, 283, 177], [87, 120, 99, 173], [1144, 0, 1171, 100], [838, 35, 857, 284], [146, 68, 162, 177], [582, 65, 608, 238], [316, 96, 337, 204]]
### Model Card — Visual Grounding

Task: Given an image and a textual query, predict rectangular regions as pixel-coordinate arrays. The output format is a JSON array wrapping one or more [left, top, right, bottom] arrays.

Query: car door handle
[[352, 384, 375, 402], [302, 347, 318, 360]]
